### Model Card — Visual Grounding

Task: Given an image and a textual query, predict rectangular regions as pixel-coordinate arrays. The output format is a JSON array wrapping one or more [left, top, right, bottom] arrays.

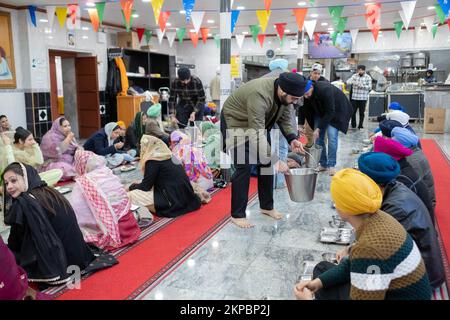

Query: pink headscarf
[[40, 117, 78, 162], [0, 238, 28, 300], [373, 136, 413, 160]]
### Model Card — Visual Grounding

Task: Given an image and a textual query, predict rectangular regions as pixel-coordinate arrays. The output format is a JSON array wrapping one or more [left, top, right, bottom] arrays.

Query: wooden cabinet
[[117, 96, 145, 126]]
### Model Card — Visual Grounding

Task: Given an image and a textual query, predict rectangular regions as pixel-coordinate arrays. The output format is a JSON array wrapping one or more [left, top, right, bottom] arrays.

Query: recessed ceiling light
[[311, 14, 319, 18], [321, 22, 328, 26], [40, 19, 48, 22], [297, 1, 307, 6], [132, 13, 139, 18], [82, 26, 89, 31], [207, 19, 215, 24], [190, 29, 196, 32], [427, 6, 435, 10], [208, 33, 212, 36], [86, 2, 95, 7], [82, 36, 89, 39], [44, 28, 52, 34], [242, 31, 249, 35], [179, 10, 186, 14], [328, 27, 334, 31], [237, 6, 245, 10], [142, 0, 152, 3], [48, 36, 54, 39], [285, 29, 290, 33], [166, 22, 172, 26]]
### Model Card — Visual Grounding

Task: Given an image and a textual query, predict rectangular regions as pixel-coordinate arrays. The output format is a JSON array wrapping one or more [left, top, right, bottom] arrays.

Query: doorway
[[49, 50, 100, 139]]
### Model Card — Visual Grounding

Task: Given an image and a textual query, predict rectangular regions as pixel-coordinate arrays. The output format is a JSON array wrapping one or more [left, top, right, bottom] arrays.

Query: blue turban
[[269, 58, 289, 71], [391, 127, 419, 148], [358, 152, 400, 185], [388, 102, 405, 112], [379, 120, 402, 138]]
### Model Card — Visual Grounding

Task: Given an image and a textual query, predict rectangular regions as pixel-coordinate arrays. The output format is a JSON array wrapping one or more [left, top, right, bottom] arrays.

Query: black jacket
[[83, 128, 117, 156], [298, 81, 353, 134], [129, 158, 202, 218], [106, 59, 122, 96], [382, 181, 445, 288], [397, 158, 435, 225]]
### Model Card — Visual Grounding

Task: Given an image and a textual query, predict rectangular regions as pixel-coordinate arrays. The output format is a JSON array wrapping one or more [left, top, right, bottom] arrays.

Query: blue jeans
[[314, 118, 339, 168], [272, 124, 288, 188]]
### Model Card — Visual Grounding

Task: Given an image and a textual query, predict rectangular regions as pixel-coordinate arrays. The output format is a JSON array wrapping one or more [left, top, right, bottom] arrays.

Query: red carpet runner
[[421, 139, 450, 288], [57, 179, 258, 300]]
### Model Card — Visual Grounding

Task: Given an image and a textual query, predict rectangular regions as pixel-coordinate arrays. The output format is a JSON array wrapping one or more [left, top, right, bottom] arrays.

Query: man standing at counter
[[347, 65, 372, 130], [424, 70, 437, 83]]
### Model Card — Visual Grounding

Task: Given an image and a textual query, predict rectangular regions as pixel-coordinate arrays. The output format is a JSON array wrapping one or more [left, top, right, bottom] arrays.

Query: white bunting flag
[[350, 29, 359, 45], [399, 10, 409, 30], [157, 28, 165, 44], [235, 34, 245, 49], [423, 16, 435, 33], [400, 1, 416, 30], [304, 20, 317, 40], [166, 31, 176, 47], [46, 6, 55, 28], [191, 11, 205, 34]]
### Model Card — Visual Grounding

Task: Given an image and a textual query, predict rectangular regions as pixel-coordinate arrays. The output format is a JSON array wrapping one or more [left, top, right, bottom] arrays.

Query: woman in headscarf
[[2, 163, 116, 286], [83, 122, 126, 168], [358, 152, 444, 288], [170, 130, 214, 191], [0, 238, 51, 300], [201, 122, 221, 176], [113, 121, 137, 162], [68, 150, 140, 251], [39, 117, 78, 181], [294, 168, 431, 300], [128, 135, 202, 218], [145, 103, 170, 145]]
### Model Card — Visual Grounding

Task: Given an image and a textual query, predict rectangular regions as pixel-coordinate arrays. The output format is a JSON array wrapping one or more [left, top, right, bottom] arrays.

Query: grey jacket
[[407, 147, 436, 207]]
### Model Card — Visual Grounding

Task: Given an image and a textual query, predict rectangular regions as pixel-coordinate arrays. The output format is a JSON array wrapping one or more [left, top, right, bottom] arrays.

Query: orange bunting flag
[[190, 32, 199, 47], [158, 11, 170, 31], [88, 8, 100, 32], [371, 27, 380, 42], [200, 28, 210, 43], [365, 3, 381, 30], [68, 4, 78, 26], [120, 0, 134, 28], [264, 0, 272, 12], [293, 8, 308, 31], [258, 34, 266, 47]]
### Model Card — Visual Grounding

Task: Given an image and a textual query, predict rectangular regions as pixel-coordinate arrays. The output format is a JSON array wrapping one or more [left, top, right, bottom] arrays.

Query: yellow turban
[[117, 121, 126, 129], [330, 168, 382, 215]]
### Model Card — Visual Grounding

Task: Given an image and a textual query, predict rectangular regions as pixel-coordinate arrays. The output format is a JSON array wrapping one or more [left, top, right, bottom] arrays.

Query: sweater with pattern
[[317, 211, 432, 300]]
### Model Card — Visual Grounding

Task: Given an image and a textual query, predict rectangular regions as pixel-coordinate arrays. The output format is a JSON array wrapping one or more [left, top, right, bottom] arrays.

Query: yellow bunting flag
[[55, 7, 68, 28], [151, 0, 165, 25], [256, 10, 270, 33]]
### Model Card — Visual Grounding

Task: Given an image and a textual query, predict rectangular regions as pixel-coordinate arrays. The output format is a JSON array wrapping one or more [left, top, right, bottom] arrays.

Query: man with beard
[[221, 72, 306, 228]]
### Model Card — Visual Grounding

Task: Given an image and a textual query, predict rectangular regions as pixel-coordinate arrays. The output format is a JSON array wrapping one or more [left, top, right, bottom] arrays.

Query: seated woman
[[114, 120, 137, 161], [68, 150, 141, 250], [358, 152, 445, 289], [1, 129, 62, 187], [201, 122, 221, 176], [0, 237, 51, 300], [144, 104, 170, 145], [83, 122, 128, 168], [294, 168, 431, 300], [127, 135, 202, 218], [39, 117, 78, 181], [170, 131, 214, 191], [2, 163, 116, 286]]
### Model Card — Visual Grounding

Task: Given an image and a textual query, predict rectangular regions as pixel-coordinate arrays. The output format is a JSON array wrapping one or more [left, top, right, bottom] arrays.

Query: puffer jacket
[[382, 181, 445, 288], [407, 147, 436, 208]]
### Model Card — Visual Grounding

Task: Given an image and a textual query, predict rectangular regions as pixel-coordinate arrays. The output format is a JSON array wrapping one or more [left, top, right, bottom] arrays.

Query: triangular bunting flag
[[68, 4, 78, 26], [257, 34, 265, 48], [256, 10, 271, 33], [88, 8, 100, 32], [264, 0, 272, 12], [137, 28, 145, 43], [309, 0, 315, 5], [120, 0, 134, 30], [432, 24, 438, 39], [183, 0, 196, 22], [214, 34, 220, 48], [371, 26, 380, 42], [191, 11, 205, 34], [331, 31, 338, 46], [231, 10, 240, 33], [200, 28, 210, 44], [250, 25, 260, 43], [448, 19, 450, 30], [435, 4, 447, 24], [55, 7, 67, 28], [144, 29, 153, 45], [423, 16, 435, 33], [151, 0, 165, 24], [190, 32, 199, 47], [275, 23, 286, 40], [365, 3, 381, 30], [293, 8, 308, 31], [438, 0, 450, 16], [399, 10, 409, 30], [121, 9, 135, 32], [177, 28, 186, 43], [235, 34, 245, 49], [304, 20, 317, 40], [337, 17, 347, 35], [96, 2, 106, 25], [28, 5, 37, 27], [314, 33, 320, 46], [166, 31, 176, 47], [157, 28, 165, 45], [350, 29, 359, 45], [394, 21, 404, 39], [158, 11, 170, 32], [46, 6, 55, 28], [329, 6, 344, 27], [400, 1, 416, 30]]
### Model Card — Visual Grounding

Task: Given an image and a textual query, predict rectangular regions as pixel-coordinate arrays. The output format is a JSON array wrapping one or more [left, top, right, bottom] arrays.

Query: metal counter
[[368, 92, 386, 118], [386, 91, 424, 120]]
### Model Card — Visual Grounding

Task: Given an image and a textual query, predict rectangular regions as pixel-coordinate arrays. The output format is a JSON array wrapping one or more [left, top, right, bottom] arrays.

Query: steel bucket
[[304, 145, 323, 168], [284, 168, 318, 203]]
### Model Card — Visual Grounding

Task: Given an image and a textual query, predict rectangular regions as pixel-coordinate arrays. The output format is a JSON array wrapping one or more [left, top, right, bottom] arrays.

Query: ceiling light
[[328, 27, 334, 31], [39, 19, 48, 23], [242, 31, 249, 35], [44, 28, 52, 34], [285, 29, 290, 33], [190, 29, 196, 32], [179, 10, 186, 14], [142, 0, 152, 3], [166, 22, 172, 26], [237, 6, 245, 10], [208, 33, 212, 36], [82, 26, 89, 31], [86, 2, 95, 7], [321, 22, 328, 26], [48, 36, 54, 39], [132, 13, 139, 18], [82, 36, 89, 39], [297, 1, 307, 6], [207, 19, 215, 24], [427, 6, 435, 10], [311, 14, 319, 18]]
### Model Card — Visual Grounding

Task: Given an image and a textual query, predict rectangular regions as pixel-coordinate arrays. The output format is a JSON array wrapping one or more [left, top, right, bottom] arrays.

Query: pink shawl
[[40, 117, 78, 163]]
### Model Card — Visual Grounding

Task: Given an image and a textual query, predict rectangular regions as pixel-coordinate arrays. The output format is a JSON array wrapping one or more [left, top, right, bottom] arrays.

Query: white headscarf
[[104, 122, 120, 146], [386, 110, 410, 127]]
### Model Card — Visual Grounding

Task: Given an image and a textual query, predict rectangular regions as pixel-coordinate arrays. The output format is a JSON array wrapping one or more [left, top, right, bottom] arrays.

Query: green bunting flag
[[337, 17, 347, 35], [394, 21, 404, 39], [432, 24, 438, 39], [214, 34, 220, 48], [250, 25, 260, 43], [331, 31, 338, 46], [329, 6, 344, 27], [121, 9, 135, 32], [96, 2, 106, 25], [144, 29, 152, 45], [177, 28, 186, 43], [435, 4, 447, 24]]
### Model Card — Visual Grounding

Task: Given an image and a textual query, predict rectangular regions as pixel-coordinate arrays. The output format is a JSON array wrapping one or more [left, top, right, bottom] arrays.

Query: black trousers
[[351, 99, 367, 129], [220, 114, 274, 219], [313, 261, 351, 300], [175, 103, 204, 128]]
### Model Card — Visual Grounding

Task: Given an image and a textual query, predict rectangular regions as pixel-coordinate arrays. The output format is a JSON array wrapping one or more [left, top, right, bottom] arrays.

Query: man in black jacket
[[298, 80, 353, 175]]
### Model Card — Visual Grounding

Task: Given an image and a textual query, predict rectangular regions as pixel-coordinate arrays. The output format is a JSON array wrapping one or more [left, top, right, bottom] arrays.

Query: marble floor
[[1, 120, 448, 300]]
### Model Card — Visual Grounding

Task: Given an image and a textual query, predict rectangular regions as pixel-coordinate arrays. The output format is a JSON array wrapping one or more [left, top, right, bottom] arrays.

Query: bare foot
[[231, 217, 254, 228], [261, 209, 283, 220]]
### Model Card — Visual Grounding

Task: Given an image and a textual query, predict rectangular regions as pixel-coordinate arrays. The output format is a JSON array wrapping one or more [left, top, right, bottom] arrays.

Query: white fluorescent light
[[328, 27, 334, 31], [237, 6, 245, 10], [82, 26, 89, 31], [142, 0, 152, 3], [207, 19, 215, 24], [427, 6, 435, 10], [190, 29, 196, 32], [311, 14, 319, 18], [82, 36, 89, 39], [242, 31, 249, 35], [285, 29, 290, 33], [321, 22, 328, 26], [39, 19, 48, 23], [297, 2, 307, 6], [86, 2, 95, 7], [208, 33, 212, 36], [132, 13, 139, 18], [166, 22, 172, 26], [180, 10, 186, 14]]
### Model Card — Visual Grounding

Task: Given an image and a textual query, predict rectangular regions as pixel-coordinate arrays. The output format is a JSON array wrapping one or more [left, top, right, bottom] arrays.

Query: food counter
[[386, 83, 424, 120]]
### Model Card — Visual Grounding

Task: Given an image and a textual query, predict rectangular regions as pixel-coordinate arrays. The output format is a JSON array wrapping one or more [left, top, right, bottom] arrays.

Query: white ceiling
[[1, 0, 442, 34]]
